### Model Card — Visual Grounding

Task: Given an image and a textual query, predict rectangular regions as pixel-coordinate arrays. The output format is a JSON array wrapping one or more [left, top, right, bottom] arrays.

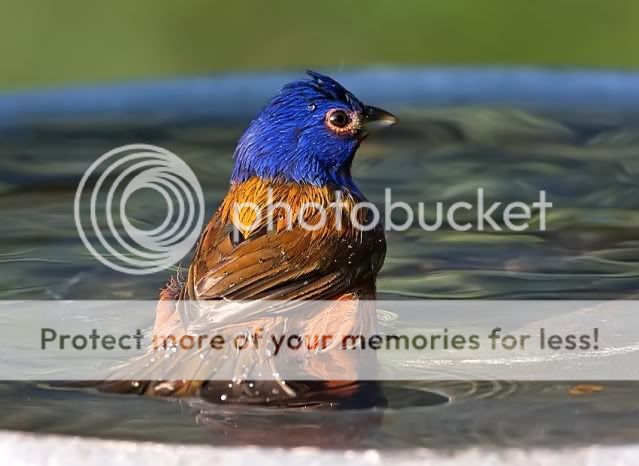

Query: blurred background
[[2, 0, 638, 91]]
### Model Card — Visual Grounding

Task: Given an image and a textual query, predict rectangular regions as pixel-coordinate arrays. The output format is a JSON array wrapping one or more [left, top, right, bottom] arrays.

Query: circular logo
[[74, 144, 205, 275]]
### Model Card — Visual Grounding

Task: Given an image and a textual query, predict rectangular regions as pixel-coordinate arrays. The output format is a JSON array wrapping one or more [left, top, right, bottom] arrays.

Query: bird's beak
[[362, 105, 398, 134]]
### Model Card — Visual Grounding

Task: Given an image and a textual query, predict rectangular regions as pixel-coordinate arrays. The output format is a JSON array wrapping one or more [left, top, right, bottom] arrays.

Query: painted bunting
[[103, 71, 397, 407]]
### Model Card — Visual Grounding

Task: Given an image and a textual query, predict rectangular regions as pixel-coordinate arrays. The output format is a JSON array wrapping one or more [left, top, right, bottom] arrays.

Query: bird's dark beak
[[362, 105, 398, 134]]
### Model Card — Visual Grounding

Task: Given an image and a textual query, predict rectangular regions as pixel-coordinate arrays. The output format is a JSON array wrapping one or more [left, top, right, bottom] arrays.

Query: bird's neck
[[231, 158, 361, 194], [230, 127, 360, 188]]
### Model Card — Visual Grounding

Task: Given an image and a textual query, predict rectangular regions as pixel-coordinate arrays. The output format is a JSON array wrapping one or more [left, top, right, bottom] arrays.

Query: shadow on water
[[1, 96, 639, 447]]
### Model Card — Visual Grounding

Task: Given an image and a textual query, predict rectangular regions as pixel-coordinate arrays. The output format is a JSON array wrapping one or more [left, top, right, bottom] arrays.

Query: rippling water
[[1, 105, 639, 447]]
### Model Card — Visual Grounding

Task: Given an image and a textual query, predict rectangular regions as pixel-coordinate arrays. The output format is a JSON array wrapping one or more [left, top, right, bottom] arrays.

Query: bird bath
[[2, 68, 639, 464]]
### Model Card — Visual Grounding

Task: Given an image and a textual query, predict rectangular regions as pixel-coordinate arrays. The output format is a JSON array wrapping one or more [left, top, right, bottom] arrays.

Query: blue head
[[231, 71, 396, 188]]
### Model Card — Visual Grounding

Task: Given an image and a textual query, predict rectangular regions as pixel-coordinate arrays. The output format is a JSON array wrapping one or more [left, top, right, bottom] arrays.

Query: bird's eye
[[326, 109, 352, 131]]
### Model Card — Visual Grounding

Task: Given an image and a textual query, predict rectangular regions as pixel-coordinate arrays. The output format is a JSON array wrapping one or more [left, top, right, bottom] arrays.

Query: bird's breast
[[218, 177, 368, 238]]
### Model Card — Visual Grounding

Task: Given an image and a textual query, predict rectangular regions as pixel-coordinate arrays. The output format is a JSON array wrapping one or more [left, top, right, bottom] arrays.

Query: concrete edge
[[1, 430, 637, 466]]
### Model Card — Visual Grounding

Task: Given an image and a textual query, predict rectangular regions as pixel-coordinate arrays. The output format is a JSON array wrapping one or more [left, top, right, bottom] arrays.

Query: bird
[[100, 71, 397, 407]]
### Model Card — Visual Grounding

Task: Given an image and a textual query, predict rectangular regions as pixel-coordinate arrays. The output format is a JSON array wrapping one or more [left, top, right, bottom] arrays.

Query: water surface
[[1, 104, 639, 448]]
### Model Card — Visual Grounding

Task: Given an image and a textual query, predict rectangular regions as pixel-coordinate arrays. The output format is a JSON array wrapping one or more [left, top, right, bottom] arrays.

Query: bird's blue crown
[[231, 71, 366, 188]]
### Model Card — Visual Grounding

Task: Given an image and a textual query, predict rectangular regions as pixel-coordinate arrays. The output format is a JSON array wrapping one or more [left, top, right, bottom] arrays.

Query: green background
[[3, 0, 638, 90]]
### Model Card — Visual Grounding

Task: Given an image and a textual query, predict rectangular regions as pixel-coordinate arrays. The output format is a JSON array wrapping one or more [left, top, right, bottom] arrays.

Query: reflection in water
[[1, 107, 639, 447], [191, 403, 387, 448], [191, 386, 445, 448]]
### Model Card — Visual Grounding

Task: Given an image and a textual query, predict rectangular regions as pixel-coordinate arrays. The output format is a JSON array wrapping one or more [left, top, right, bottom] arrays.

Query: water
[[1, 104, 639, 448]]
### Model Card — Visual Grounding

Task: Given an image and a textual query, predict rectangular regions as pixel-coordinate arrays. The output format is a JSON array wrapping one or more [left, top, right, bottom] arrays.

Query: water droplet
[[220, 394, 228, 401]]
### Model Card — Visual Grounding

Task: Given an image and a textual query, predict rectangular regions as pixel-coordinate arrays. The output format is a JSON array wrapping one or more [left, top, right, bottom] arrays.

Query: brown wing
[[98, 182, 386, 401], [183, 208, 385, 302]]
